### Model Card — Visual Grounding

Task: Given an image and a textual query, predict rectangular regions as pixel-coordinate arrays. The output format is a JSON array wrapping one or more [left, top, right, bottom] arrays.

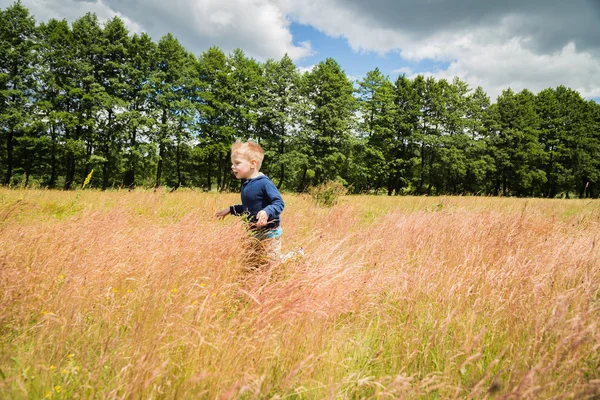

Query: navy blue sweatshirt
[[230, 175, 284, 231]]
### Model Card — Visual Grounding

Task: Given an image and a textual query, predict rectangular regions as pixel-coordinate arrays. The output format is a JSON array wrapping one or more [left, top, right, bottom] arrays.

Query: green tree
[[412, 76, 446, 194], [167, 51, 197, 190], [535, 87, 570, 197], [61, 12, 105, 189], [36, 18, 74, 188], [585, 100, 600, 197], [354, 68, 393, 193], [490, 88, 545, 196], [433, 77, 470, 194], [150, 33, 192, 189], [256, 54, 302, 189], [554, 87, 600, 198], [387, 75, 422, 195], [96, 16, 129, 189], [464, 86, 495, 194], [300, 58, 356, 189], [0, 1, 38, 185], [196, 46, 234, 191], [123, 32, 157, 188], [221, 49, 263, 189]]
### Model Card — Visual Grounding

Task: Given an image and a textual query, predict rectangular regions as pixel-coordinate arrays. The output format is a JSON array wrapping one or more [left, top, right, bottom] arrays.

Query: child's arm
[[215, 204, 243, 219], [257, 181, 284, 227], [215, 208, 230, 219]]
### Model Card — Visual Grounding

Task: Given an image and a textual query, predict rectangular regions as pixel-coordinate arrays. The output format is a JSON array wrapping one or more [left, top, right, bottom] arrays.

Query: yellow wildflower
[[82, 169, 94, 189]]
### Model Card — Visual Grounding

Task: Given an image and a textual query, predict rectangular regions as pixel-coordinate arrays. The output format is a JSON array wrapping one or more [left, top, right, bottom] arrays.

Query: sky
[[2, 0, 600, 102]]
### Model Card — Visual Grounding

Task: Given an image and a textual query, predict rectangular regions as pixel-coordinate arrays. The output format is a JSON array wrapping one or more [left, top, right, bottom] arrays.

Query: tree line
[[1, 2, 599, 197]]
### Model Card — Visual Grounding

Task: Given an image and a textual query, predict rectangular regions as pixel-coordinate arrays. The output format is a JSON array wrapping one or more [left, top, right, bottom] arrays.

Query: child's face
[[231, 153, 256, 180]]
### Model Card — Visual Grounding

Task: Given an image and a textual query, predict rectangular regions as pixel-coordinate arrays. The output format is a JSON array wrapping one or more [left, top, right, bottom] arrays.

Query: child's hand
[[215, 208, 230, 219], [256, 210, 268, 227]]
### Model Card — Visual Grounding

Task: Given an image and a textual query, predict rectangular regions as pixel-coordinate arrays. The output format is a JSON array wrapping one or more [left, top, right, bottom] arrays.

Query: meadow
[[0, 189, 599, 399]]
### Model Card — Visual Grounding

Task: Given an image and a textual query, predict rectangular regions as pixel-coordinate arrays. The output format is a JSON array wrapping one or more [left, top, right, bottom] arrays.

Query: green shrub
[[309, 180, 348, 207]]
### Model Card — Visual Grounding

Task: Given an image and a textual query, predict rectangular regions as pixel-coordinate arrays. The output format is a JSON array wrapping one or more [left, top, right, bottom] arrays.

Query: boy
[[215, 141, 285, 268]]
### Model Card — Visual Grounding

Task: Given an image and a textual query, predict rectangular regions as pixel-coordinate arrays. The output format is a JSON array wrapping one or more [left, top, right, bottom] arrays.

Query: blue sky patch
[[290, 22, 451, 82]]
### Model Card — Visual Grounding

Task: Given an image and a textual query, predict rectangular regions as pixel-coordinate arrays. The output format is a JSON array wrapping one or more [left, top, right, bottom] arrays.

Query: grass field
[[1, 189, 599, 399]]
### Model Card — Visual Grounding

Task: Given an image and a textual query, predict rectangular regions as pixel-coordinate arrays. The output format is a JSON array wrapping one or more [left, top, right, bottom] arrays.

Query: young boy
[[215, 141, 285, 268]]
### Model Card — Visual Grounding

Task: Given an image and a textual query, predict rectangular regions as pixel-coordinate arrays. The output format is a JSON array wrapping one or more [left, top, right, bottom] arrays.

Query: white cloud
[[279, 0, 600, 100], [392, 67, 414, 76], [399, 28, 600, 100], [7, 0, 144, 33], [3, 0, 313, 61], [296, 64, 315, 74], [3, 0, 599, 99]]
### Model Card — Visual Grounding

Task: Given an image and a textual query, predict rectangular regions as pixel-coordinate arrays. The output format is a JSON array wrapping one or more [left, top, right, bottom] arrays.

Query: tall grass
[[1, 189, 599, 399]]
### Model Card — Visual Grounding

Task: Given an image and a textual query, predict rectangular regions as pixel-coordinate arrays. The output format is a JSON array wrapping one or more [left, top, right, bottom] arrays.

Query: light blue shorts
[[254, 226, 283, 240]]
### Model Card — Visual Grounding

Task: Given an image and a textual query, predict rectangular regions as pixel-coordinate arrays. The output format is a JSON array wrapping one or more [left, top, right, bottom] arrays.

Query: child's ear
[[250, 159, 258, 168]]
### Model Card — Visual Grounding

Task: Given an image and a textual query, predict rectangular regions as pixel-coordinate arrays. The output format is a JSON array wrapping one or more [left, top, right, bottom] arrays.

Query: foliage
[[0, 2, 599, 197], [308, 179, 348, 207]]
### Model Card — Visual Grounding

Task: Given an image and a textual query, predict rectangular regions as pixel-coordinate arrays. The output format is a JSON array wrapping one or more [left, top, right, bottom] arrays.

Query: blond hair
[[231, 141, 264, 170]]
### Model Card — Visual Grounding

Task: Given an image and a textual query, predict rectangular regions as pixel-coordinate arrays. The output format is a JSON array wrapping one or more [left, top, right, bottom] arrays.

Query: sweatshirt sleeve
[[262, 180, 285, 219], [230, 204, 244, 215]]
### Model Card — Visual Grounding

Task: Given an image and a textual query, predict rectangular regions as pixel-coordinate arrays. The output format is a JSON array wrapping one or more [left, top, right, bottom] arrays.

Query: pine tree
[[123, 32, 157, 188], [151, 33, 191, 189], [257, 54, 302, 189], [37, 18, 74, 188], [196, 46, 234, 191], [0, 1, 38, 185], [300, 58, 356, 189], [355, 68, 394, 193], [63, 12, 105, 189], [464, 86, 495, 194], [97, 16, 129, 189]]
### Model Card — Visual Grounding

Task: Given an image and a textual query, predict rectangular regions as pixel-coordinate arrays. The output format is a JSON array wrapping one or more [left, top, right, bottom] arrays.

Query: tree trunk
[[206, 154, 212, 191], [298, 165, 308, 192], [64, 127, 77, 190], [546, 152, 555, 198], [387, 174, 394, 196], [216, 155, 222, 192], [102, 110, 113, 190], [155, 109, 167, 189], [24, 162, 31, 188], [418, 144, 425, 194], [49, 125, 58, 188], [124, 129, 137, 189], [219, 152, 228, 192], [278, 136, 285, 188], [64, 153, 75, 190], [3, 131, 13, 185], [176, 138, 182, 189]]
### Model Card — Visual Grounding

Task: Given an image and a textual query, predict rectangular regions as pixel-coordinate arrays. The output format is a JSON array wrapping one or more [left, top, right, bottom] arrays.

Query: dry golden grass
[[1, 189, 599, 399]]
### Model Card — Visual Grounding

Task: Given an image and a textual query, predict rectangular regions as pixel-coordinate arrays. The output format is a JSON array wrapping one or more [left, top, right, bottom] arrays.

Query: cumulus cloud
[[3, 0, 599, 99], [279, 0, 600, 100], [6, 0, 144, 34], [2, 0, 313, 61], [100, 0, 313, 60], [297, 64, 316, 74]]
